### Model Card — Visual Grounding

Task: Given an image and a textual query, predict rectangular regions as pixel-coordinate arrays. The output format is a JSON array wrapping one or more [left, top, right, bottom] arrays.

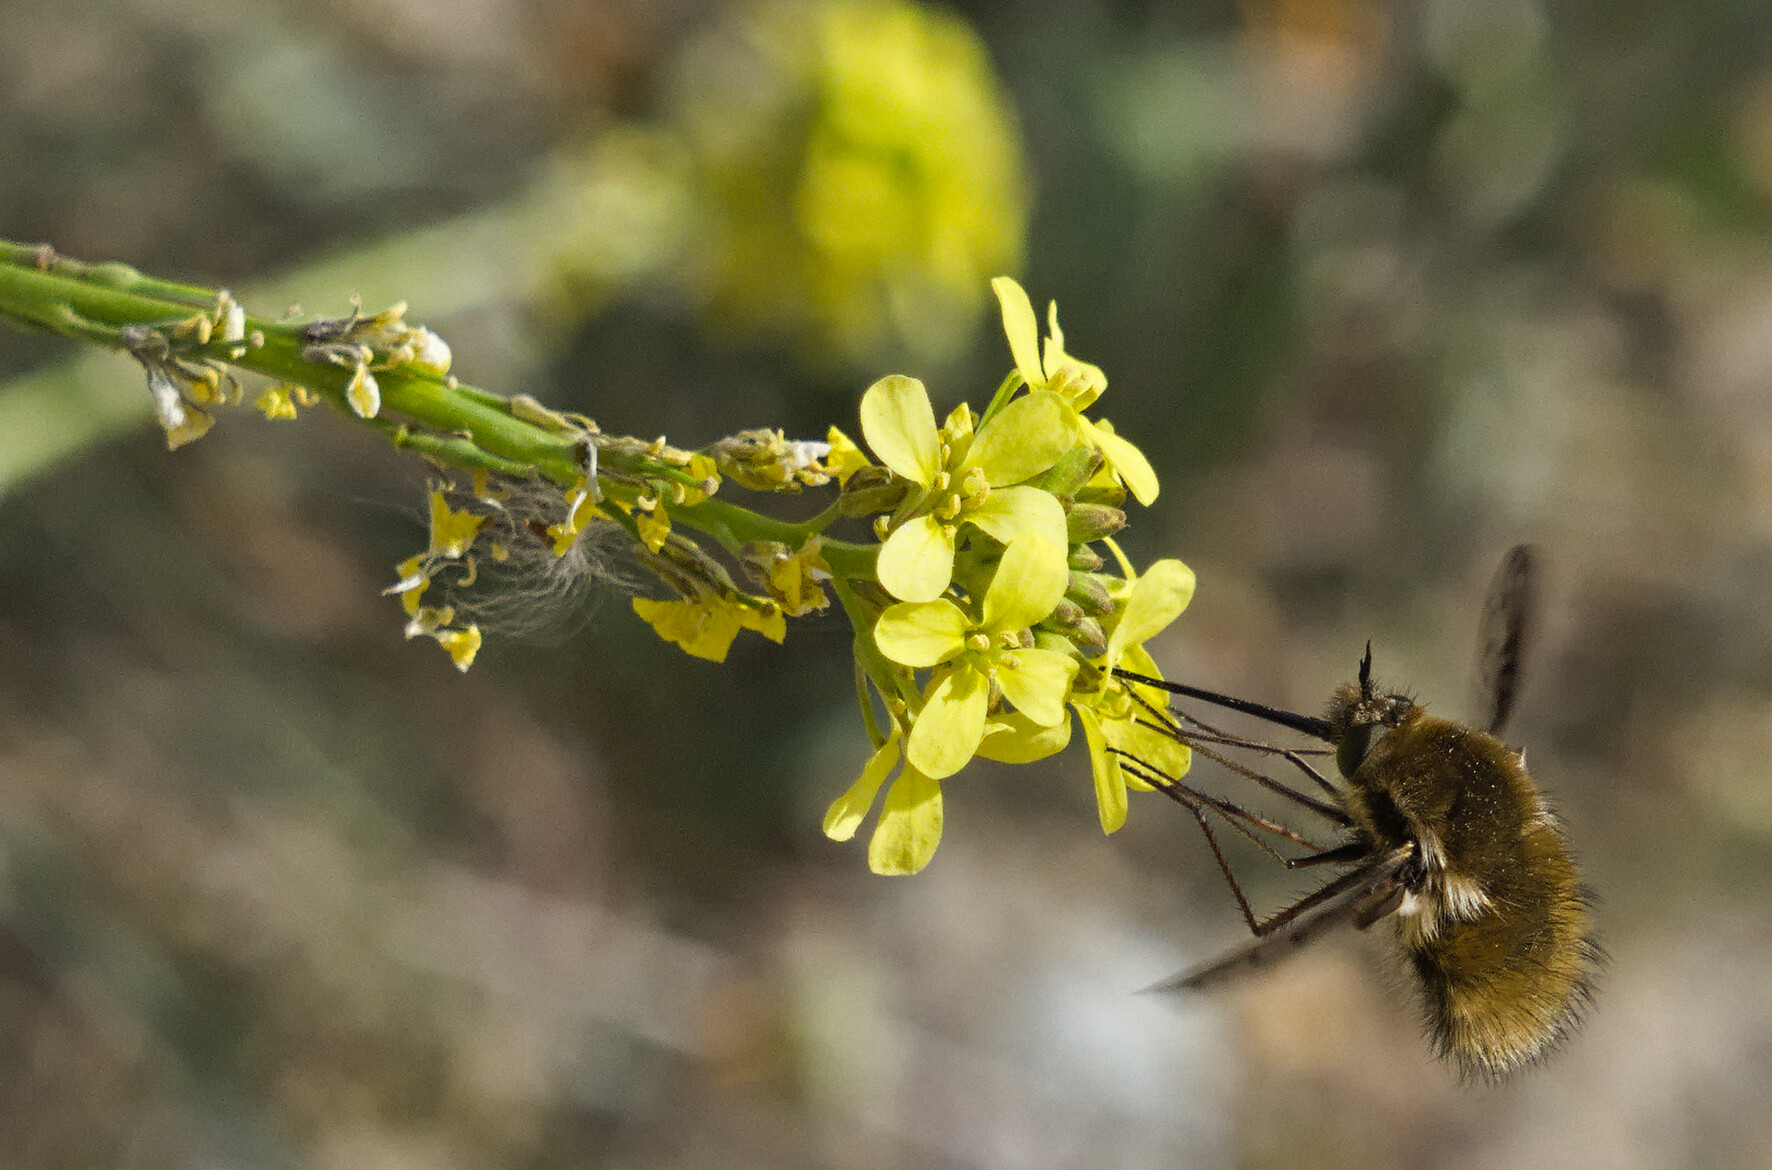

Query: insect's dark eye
[[1337, 722, 1377, 777]]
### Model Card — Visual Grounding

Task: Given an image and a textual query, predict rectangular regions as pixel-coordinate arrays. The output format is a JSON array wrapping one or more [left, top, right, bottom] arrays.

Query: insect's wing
[[1142, 846, 1414, 993], [1477, 544, 1538, 737]]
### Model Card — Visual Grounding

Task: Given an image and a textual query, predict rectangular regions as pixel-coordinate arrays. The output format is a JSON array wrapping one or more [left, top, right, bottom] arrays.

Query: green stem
[[831, 574, 918, 713], [0, 239, 880, 576]]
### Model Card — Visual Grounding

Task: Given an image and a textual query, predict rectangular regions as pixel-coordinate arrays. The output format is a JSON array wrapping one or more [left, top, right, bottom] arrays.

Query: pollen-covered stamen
[[957, 466, 989, 505]]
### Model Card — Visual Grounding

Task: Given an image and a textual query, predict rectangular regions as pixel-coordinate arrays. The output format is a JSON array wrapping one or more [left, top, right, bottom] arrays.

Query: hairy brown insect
[[1116, 545, 1600, 1079]]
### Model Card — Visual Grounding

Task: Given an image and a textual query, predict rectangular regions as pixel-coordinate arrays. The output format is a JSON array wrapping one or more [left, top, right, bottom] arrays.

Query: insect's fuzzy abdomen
[[1406, 846, 1597, 1079], [1364, 716, 1600, 1079]]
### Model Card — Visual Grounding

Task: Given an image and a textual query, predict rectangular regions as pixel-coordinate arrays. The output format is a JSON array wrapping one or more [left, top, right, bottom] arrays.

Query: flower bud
[[839, 466, 912, 517], [1065, 571, 1114, 617], [1067, 544, 1104, 572], [1074, 478, 1127, 508], [1065, 503, 1126, 544], [1032, 443, 1104, 500], [1040, 599, 1106, 656]]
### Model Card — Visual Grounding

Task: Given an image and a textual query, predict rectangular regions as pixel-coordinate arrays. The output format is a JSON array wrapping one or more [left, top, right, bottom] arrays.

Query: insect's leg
[[1249, 854, 1397, 937], [1158, 728, 1353, 827], [1112, 756, 1263, 934], [1134, 689, 1348, 804], [1112, 748, 1332, 858], [1113, 751, 1329, 853], [1159, 702, 1346, 801], [1126, 693, 1352, 825], [1284, 840, 1367, 869], [1186, 799, 1263, 936], [1273, 749, 1343, 800], [1352, 882, 1405, 929]]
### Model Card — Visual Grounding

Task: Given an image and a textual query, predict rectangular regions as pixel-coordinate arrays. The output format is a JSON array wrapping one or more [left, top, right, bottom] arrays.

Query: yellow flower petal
[[435, 624, 482, 672], [873, 599, 970, 668], [824, 426, 872, 484], [876, 513, 955, 602], [546, 484, 601, 556], [632, 597, 742, 662], [905, 664, 990, 779], [1106, 559, 1195, 664], [991, 276, 1043, 389], [1088, 418, 1160, 506], [635, 501, 670, 554], [765, 541, 832, 616], [963, 390, 1073, 487], [254, 384, 299, 420], [859, 374, 941, 486], [966, 486, 1068, 569], [824, 732, 901, 841], [1077, 704, 1128, 834], [996, 647, 1079, 726], [346, 364, 380, 418], [428, 492, 487, 559], [976, 711, 1072, 764], [1101, 706, 1190, 789], [386, 554, 430, 616], [1042, 301, 1107, 409], [980, 531, 1069, 634], [739, 603, 787, 644], [867, 767, 943, 875]]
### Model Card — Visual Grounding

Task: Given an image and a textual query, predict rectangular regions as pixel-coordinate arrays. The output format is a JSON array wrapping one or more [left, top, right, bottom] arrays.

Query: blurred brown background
[[3, 0, 1771, 1166]]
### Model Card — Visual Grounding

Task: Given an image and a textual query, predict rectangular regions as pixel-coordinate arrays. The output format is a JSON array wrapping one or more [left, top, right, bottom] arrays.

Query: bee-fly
[[1114, 545, 1600, 1079]]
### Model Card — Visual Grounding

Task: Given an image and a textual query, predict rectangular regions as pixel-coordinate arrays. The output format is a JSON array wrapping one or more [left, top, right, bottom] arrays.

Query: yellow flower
[[672, 0, 1028, 366], [545, 480, 602, 555], [710, 429, 836, 491], [873, 533, 1078, 779], [144, 365, 214, 449], [387, 554, 430, 616], [633, 597, 742, 662], [1069, 552, 1196, 831], [634, 500, 671, 553], [859, 373, 1073, 602], [434, 624, 483, 671], [345, 362, 381, 419], [992, 276, 1159, 506], [751, 538, 832, 617]]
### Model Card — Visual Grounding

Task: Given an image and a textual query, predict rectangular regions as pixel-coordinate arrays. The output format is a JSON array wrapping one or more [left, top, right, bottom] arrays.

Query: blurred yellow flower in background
[[672, 0, 1029, 367]]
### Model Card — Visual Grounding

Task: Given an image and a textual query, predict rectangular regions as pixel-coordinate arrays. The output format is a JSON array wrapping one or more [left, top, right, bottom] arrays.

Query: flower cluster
[[383, 422, 853, 671], [27, 237, 1195, 876], [300, 297, 453, 420], [363, 278, 1196, 874], [819, 279, 1194, 873], [118, 288, 453, 444]]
